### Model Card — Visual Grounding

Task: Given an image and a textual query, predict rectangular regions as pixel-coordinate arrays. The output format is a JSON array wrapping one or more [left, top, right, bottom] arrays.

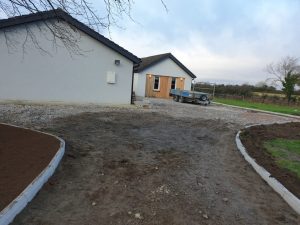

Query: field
[[214, 97, 300, 116], [253, 92, 300, 99]]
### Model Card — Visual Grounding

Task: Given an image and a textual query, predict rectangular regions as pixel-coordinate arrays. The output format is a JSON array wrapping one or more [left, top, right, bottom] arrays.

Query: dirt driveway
[[1, 99, 299, 225]]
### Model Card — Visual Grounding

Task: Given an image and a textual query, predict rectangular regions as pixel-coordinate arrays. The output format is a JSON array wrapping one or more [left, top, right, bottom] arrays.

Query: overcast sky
[[1, 0, 299, 85], [97, 0, 300, 85]]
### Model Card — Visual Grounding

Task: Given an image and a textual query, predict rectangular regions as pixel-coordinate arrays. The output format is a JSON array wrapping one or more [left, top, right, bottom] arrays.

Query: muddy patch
[[4, 111, 299, 225]]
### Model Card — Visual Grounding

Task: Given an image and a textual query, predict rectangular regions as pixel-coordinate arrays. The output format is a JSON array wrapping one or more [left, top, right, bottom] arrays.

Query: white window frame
[[153, 75, 160, 91]]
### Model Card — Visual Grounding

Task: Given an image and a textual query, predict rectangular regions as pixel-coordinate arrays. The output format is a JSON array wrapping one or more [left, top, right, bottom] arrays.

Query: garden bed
[[240, 122, 300, 198], [0, 124, 60, 211]]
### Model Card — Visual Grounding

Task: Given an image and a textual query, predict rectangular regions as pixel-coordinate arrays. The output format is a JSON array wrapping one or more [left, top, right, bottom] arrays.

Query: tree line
[[195, 56, 300, 103], [194, 83, 283, 97]]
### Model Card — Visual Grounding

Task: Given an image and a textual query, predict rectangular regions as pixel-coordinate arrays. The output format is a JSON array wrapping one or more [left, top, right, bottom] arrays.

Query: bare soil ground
[[0, 124, 60, 210], [0, 99, 299, 225], [240, 122, 300, 199]]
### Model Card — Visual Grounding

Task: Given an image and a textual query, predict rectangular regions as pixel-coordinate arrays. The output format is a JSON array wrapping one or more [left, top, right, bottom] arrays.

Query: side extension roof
[[134, 53, 196, 78], [0, 9, 140, 63]]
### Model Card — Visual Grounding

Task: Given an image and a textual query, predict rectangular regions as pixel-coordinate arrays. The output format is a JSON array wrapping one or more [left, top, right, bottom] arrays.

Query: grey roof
[[134, 53, 196, 78], [0, 9, 140, 63]]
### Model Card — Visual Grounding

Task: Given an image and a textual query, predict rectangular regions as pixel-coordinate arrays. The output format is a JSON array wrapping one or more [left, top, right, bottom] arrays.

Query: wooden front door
[[145, 75, 185, 99], [176, 77, 185, 90]]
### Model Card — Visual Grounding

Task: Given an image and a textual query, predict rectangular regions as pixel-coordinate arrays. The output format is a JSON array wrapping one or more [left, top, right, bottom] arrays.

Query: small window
[[171, 77, 176, 89], [153, 76, 160, 90]]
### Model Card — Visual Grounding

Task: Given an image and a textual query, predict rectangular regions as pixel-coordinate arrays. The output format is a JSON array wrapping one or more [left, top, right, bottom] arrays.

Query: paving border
[[213, 102, 300, 119], [235, 123, 300, 215], [0, 123, 65, 225]]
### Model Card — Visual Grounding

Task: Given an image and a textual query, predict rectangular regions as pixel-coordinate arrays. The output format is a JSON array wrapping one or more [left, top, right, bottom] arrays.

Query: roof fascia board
[[0, 9, 140, 63], [136, 53, 196, 78]]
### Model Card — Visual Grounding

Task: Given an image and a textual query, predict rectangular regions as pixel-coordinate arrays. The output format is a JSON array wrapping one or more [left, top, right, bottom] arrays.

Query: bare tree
[[0, 0, 167, 55], [266, 56, 300, 103], [0, 0, 145, 32]]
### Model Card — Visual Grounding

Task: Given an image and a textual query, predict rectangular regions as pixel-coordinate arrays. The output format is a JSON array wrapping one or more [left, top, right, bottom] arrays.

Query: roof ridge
[[140, 52, 170, 59], [0, 9, 140, 63], [135, 53, 196, 78], [0, 9, 62, 26]]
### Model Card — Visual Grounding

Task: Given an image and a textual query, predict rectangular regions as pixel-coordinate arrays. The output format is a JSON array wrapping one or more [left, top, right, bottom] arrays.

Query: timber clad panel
[[145, 74, 154, 97], [157, 76, 170, 98], [176, 77, 185, 90], [145, 74, 185, 99]]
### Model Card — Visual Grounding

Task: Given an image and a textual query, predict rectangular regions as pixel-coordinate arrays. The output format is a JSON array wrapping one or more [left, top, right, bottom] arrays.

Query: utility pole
[[192, 79, 195, 92]]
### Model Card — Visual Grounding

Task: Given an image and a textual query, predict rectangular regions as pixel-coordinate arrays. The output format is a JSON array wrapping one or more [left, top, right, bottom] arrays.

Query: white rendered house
[[0, 9, 140, 104]]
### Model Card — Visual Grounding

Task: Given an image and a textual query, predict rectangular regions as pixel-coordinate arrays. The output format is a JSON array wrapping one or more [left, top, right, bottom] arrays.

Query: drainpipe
[[131, 67, 134, 104], [192, 78, 195, 92]]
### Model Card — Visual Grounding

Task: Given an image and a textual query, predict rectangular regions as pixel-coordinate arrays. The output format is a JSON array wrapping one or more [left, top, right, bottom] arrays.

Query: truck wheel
[[180, 96, 184, 103], [200, 95, 207, 101], [175, 96, 179, 102]]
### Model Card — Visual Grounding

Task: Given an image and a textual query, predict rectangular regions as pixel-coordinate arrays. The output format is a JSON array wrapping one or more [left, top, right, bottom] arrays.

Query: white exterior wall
[[133, 72, 146, 98], [133, 58, 193, 97], [0, 21, 134, 104]]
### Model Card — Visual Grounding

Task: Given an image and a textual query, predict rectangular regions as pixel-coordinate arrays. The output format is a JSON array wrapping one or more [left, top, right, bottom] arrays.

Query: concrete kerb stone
[[236, 123, 300, 215], [0, 123, 65, 225], [213, 102, 300, 120]]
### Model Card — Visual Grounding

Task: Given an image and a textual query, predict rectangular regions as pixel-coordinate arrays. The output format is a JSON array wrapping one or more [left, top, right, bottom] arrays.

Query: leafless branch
[[0, 0, 134, 54], [0, 0, 168, 55], [265, 56, 300, 102], [160, 0, 168, 12]]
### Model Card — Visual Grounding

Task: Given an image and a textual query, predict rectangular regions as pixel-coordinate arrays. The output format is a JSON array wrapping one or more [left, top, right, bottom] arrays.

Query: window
[[153, 76, 160, 90], [171, 77, 176, 89]]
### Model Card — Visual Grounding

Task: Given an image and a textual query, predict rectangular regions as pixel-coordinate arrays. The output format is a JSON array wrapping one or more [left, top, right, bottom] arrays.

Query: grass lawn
[[214, 97, 300, 116], [264, 139, 300, 178]]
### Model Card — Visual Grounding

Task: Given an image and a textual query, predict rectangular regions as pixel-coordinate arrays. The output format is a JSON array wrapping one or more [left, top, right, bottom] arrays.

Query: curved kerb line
[[236, 122, 300, 215], [0, 123, 65, 225], [213, 102, 300, 120]]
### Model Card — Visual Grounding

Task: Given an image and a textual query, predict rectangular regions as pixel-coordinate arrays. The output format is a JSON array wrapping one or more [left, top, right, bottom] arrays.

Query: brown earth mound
[[0, 124, 60, 211], [240, 122, 300, 198]]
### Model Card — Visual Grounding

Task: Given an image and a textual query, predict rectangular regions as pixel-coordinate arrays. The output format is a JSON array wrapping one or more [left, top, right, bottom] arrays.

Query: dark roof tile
[[0, 9, 140, 63], [134, 53, 196, 78]]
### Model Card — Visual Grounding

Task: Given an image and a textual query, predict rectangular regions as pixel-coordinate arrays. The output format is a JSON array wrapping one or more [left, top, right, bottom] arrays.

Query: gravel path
[[1, 98, 297, 128], [141, 98, 299, 126], [0, 99, 299, 225]]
